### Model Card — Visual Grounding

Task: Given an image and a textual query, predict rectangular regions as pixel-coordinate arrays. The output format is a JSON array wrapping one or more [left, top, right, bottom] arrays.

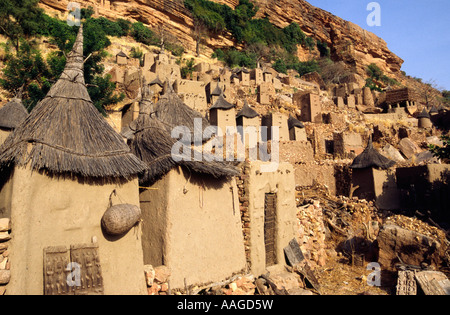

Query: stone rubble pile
[[144, 265, 171, 295], [0, 218, 11, 295], [296, 200, 327, 269]]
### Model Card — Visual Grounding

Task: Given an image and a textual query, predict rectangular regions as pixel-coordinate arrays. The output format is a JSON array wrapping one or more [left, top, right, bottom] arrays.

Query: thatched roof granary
[[288, 115, 305, 130], [350, 137, 396, 170], [0, 25, 147, 179], [417, 108, 431, 119], [210, 94, 235, 110], [154, 82, 210, 142], [128, 85, 239, 185], [0, 92, 28, 130], [0, 25, 148, 295], [236, 100, 259, 120]]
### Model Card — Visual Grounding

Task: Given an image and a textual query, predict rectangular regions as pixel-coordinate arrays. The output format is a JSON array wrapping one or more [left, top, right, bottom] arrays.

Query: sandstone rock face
[[251, 0, 404, 77], [39, 0, 403, 78]]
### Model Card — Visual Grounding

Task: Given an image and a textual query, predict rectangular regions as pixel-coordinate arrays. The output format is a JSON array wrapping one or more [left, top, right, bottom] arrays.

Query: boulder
[[382, 144, 405, 162], [399, 138, 421, 159], [377, 224, 444, 270]]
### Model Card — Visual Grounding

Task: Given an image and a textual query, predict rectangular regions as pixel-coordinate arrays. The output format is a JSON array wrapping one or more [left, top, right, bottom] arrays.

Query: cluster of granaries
[[0, 25, 449, 295]]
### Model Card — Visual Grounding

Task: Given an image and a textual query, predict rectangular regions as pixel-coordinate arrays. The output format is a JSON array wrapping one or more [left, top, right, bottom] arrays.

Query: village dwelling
[[350, 137, 400, 210], [149, 77, 164, 101], [396, 164, 450, 222], [417, 108, 433, 129], [116, 51, 129, 65], [209, 92, 237, 137], [209, 83, 224, 105], [0, 25, 148, 295], [126, 86, 246, 289], [238, 161, 297, 276], [288, 115, 307, 141], [261, 112, 290, 142], [236, 100, 261, 146], [0, 92, 28, 145]]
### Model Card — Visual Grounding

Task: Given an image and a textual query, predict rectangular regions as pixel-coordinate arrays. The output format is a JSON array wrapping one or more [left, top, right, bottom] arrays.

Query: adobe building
[[346, 95, 356, 108], [263, 69, 272, 83], [385, 87, 418, 108], [396, 164, 450, 221], [350, 137, 399, 210], [251, 67, 264, 85], [0, 92, 28, 145], [236, 100, 261, 146], [293, 92, 322, 123], [173, 79, 208, 116], [335, 96, 345, 108], [237, 161, 297, 276], [333, 131, 364, 159], [142, 53, 155, 71], [149, 77, 164, 101], [120, 101, 140, 131], [417, 108, 433, 129], [236, 68, 250, 86], [261, 112, 290, 142], [363, 87, 375, 107], [208, 83, 223, 105], [209, 94, 236, 136], [0, 25, 148, 295], [288, 115, 307, 141], [257, 82, 274, 106], [127, 87, 246, 289], [116, 51, 128, 65]]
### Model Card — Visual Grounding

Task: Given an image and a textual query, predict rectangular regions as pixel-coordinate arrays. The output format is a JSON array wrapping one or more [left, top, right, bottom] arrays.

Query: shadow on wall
[[396, 166, 450, 224]]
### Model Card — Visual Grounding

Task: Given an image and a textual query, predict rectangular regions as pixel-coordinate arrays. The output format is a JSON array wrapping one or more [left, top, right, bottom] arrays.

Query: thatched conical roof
[[417, 108, 431, 119], [211, 84, 223, 96], [236, 100, 259, 119], [429, 105, 438, 114], [288, 115, 304, 129], [150, 76, 163, 87], [350, 137, 396, 170], [210, 94, 235, 110], [129, 85, 239, 185], [0, 25, 147, 179], [154, 82, 210, 143], [0, 90, 28, 130]]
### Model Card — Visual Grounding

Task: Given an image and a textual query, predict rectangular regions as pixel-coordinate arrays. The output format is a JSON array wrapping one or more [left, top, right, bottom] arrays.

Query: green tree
[[429, 135, 450, 162], [0, 0, 44, 51], [87, 74, 125, 115], [0, 39, 50, 110]]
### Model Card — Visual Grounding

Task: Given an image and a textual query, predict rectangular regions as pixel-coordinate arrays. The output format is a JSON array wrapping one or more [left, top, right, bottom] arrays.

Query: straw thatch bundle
[[210, 94, 235, 111], [236, 100, 259, 119], [154, 82, 210, 143], [350, 137, 396, 170], [0, 91, 28, 130], [288, 115, 304, 129], [417, 108, 431, 119], [128, 85, 239, 185], [0, 25, 147, 179]]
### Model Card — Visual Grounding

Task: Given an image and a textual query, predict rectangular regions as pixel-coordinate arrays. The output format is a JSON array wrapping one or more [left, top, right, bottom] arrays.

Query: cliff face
[[250, 0, 403, 77], [39, 0, 403, 78]]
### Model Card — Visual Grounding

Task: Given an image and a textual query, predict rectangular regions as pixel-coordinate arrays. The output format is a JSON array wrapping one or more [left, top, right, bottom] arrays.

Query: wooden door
[[264, 193, 277, 266]]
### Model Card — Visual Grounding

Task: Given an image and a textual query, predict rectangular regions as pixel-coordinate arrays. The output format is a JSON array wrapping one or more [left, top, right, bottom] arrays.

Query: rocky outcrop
[[39, 0, 403, 78], [250, 0, 403, 77]]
